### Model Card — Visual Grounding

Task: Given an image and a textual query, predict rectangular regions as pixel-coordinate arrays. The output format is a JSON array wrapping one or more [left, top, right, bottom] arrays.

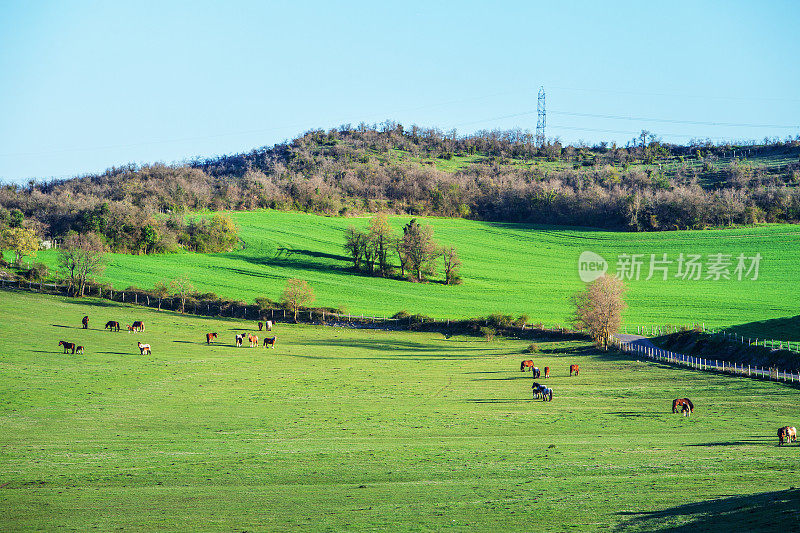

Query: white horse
[[137, 342, 151, 355]]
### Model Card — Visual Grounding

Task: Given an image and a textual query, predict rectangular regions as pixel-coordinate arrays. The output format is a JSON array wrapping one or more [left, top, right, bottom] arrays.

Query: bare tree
[[397, 219, 438, 282], [282, 278, 315, 322], [368, 213, 395, 277], [170, 275, 195, 313], [572, 274, 627, 350], [344, 226, 368, 270], [441, 245, 462, 285], [58, 232, 106, 297]]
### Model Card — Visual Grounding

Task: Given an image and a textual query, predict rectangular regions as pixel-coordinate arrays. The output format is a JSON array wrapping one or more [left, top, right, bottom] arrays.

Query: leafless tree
[[58, 232, 106, 297], [170, 275, 195, 313], [572, 274, 627, 350], [396, 219, 438, 282], [282, 278, 315, 322], [441, 245, 461, 285]]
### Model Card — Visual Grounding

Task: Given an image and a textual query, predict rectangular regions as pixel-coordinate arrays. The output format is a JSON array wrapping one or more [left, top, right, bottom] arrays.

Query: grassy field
[[2, 290, 800, 531], [28, 210, 800, 330]]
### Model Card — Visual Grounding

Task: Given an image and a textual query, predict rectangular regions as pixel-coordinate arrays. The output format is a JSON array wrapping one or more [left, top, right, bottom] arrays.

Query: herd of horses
[[58, 315, 277, 357], [521, 359, 696, 418]]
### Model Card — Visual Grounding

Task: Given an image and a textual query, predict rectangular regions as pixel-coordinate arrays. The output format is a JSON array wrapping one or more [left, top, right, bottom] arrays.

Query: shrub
[[392, 310, 411, 319], [480, 326, 496, 341], [24, 262, 49, 281], [515, 314, 529, 327], [524, 343, 540, 354], [486, 313, 514, 328]]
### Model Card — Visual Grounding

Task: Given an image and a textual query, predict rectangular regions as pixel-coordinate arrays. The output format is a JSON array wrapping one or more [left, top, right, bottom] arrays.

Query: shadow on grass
[[612, 411, 666, 418], [293, 338, 491, 355], [471, 376, 534, 381], [686, 439, 770, 447], [51, 324, 80, 329], [96, 351, 131, 355], [617, 488, 800, 532], [466, 398, 530, 404]]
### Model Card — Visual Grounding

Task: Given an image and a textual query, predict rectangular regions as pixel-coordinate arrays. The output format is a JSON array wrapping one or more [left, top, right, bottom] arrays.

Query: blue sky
[[1, 0, 798, 182]]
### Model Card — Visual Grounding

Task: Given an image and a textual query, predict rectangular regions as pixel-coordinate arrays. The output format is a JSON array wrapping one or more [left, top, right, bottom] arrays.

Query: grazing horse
[[82, 316, 89, 329], [59, 341, 76, 354], [248, 334, 258, 347], [789, 427, 798, 443], [258, 321, 264, 331], [570, 364, 579, 376], [544, 367, 550, 378], [235, 334, 244, 347], [532, 382, 542, 399], [263, 336, 276, 348], [521, 360, 535, 372], [265, 320, 273, 331], [105, 321, 120, 332], [137, 342, 151, 355], [540, 387, 553, 401], [779, 426, 790, 446], [672, 398, 694, 414], [532, 367, 540, 379], [206, 332, 217, 344], [132, 321, 145, 332], [76, 346, 84, 354]]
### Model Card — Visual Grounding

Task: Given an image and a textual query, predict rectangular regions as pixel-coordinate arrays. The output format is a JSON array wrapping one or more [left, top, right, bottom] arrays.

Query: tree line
[[344, 214, 461, 284], [1, 124, 800, 246]]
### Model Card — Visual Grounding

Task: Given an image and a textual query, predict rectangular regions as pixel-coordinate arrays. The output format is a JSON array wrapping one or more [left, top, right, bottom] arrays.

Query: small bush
[[486, 313, 514, 328], [480, 326, 496, 341], [515, 314, 529, 327], [525, 343, 540, 354], [392, 310, 411, 319], [24, 262, 49, 281], [254, 296, 276, 309]]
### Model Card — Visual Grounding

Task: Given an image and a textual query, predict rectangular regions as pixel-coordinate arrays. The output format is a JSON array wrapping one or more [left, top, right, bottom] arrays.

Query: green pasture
[[28, 210, 800, 331], [1, 290, 799, 531]]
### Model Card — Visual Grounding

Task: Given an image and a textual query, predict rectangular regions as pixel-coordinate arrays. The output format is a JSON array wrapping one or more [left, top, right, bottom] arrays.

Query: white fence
[[615, 338, 800, 384], [624, 323, 800, 355]]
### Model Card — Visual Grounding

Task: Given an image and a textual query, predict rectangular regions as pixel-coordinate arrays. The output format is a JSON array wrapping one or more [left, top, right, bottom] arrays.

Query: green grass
[[27, 210, 800, 329], [2, 290, 800, 531]]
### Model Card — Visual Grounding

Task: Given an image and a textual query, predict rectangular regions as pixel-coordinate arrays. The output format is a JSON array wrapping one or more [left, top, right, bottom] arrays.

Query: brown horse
[[672, 398, 694, 414], [206, 332, 217, 344], [59, 341, 76, 354], [105, 321, 120, 332], [263, 336, 276, 348], [137, 342, 151, 355], [248, 334, 259, 347], [570, 364, 579, 376], [779, 426, 790, 445], [258, 321, 264, 331], [76, 346, 84, 354], [521, 360, 535, 372], [132, 321, 145, 332], [544, 367, 550, 378], [82, 316, 89, 329]]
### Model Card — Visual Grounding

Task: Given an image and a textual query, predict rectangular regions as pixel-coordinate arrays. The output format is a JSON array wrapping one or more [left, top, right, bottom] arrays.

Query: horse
[[779, 426, 790, 446], [59, 341, 76, 354], [265, 320, 273, 331], [105, 321, 120, 332], [570, 364, 579, 376], [132, 321, 145, 332], [76, 346, 84, 354], [532, 382, 542, 399], [544, 367, 550, 378], [532, 367, 540, 379], [521, 360, 535, 372], [82, 316, 89, 329], [681, 403, 691, 417], [248, 334, 258, 347], [672, 398, 694, 414], [137, 342, 151, 355], [789, 427, 798, 443], [263, 337, 276, 348], [206, 332, 217, 344], [541, 387, 553, 401], [258, 321, 264, 331], [126, 324, 134, 333], [235, 334, 244, 347]]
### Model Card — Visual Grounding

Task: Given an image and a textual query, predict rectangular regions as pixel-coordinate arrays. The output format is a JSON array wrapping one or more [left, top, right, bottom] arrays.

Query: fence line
[[613, 337, 799, 384], [624, 323, 800, 355], [0, 278, 579, 336]]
